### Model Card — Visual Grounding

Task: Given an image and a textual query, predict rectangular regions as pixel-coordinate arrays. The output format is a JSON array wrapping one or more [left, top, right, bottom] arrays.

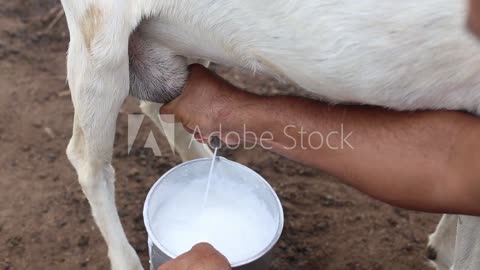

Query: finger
[[159, 244, 208, 270], [194, 133, 208, 144], [191, 242, 217, 253], [191, 243, 231, 270], [157, 260, 175, 270], [159, 102, 180, 123], [158, 243, 231, 270], [159, 100, 177, 116], [183, 124, 195, 134], [158, 248, 204, 270]]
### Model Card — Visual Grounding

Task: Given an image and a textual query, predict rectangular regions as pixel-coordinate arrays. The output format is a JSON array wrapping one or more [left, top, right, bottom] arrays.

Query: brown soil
[[0, 1, 439, 270]]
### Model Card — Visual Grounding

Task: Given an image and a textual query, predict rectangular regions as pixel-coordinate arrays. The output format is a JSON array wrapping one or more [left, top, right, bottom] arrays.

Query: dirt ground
[[0, 1, 440, 269]]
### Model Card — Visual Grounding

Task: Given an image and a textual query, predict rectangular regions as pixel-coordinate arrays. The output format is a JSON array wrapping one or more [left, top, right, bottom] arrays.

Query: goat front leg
[[64, 8, 142, 270]]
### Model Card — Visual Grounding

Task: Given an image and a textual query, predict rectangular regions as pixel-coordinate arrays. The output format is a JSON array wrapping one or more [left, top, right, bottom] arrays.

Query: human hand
[[158, 243, 231, 270], [160, 64, 259, 143]]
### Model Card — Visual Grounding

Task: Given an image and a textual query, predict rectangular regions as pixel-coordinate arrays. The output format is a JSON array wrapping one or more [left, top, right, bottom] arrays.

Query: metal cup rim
[[143, 157, 284, 267]]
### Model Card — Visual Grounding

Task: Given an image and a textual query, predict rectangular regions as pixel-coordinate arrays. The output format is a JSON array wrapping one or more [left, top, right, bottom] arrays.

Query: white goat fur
[[60, 0, 480, 269]]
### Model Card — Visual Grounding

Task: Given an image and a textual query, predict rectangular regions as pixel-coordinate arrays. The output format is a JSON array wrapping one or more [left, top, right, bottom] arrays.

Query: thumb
[[159, 101, 179, 123], [159, 101, 175, 115]]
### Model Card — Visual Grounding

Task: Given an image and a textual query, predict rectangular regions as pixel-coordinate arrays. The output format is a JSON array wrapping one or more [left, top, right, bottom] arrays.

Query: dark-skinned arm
[[161, 65, 480, 215]]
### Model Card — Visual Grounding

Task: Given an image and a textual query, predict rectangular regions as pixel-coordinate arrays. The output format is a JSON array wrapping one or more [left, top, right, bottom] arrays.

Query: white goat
[[60, 0, 480, 269]]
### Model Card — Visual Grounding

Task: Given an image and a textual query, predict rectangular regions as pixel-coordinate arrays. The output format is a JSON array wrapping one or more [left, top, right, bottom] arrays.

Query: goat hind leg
[[427, 214, 457, 270], [140, 101, 213, 161]]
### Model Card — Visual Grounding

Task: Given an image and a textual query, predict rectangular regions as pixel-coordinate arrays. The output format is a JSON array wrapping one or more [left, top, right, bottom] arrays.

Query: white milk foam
[[152, 172, 277, 264]]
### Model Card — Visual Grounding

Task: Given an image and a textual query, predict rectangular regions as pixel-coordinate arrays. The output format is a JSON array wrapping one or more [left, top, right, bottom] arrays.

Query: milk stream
[[201, 147, 218, 210]]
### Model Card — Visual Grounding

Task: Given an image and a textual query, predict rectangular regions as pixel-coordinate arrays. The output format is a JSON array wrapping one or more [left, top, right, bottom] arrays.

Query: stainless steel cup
[[143, 157, 284, 270]]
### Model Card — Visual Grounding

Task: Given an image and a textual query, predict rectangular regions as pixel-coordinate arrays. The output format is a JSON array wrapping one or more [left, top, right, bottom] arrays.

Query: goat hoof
[[426, 245, 438, 261]]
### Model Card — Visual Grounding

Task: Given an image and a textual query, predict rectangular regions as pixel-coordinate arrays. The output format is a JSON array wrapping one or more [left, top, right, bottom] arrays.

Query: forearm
[[224, 94, 480, 215], [163, 65, 480, 215]]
